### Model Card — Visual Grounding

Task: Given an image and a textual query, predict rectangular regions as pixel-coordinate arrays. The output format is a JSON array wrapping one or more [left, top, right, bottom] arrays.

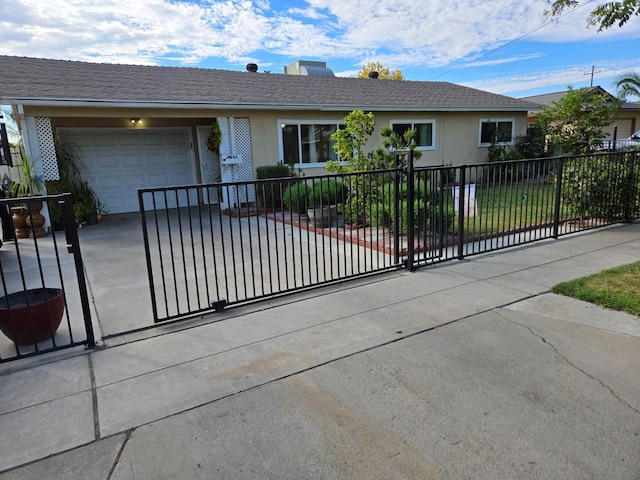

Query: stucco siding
[[21, 107, 530, 185]]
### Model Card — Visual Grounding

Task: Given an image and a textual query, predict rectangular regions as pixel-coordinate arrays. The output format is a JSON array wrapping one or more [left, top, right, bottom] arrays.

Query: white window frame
[[389, 119, 436, 151], [278, 119, 343, 167], [478, 118, 515, 146]]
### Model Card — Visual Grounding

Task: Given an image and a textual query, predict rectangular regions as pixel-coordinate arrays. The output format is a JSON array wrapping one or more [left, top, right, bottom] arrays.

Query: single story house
[[0, 56, 538, 214], [522, 86, 640, 141]]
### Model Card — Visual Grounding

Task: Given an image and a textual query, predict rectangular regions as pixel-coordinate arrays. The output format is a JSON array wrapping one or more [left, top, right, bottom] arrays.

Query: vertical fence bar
[[553, 157, 563, 239], [393, 156, 401, 265], [405, 150, 415, 271], [457, 166, 466, 259]]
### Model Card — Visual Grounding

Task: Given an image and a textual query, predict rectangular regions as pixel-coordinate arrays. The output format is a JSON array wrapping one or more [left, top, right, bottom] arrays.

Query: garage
[[604, 118, 633, 140], [62, 127, 197, 214]]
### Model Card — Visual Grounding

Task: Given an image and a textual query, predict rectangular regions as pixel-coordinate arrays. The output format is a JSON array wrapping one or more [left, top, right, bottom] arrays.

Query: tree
[[546, 0, 640, 31], [536, 86, 620, 154], [326, 110, 421, 172], [614, 71, 640, 101], [357, 61, 405, 80]]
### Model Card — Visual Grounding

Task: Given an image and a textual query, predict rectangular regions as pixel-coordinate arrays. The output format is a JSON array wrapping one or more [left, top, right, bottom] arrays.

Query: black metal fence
[[0, 194, 95, 362], [140, 150, 640, 323]]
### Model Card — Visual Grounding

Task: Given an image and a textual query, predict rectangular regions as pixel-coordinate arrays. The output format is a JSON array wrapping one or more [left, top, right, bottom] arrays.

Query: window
[[280, 120, 343, 166], [479, 119, 514, 145], [390, 120, 435, 150]]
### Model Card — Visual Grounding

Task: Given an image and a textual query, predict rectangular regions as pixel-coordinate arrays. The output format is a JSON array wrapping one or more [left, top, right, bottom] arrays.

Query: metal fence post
[[62, 194, 96, 348], [553, 157, 563, 239]]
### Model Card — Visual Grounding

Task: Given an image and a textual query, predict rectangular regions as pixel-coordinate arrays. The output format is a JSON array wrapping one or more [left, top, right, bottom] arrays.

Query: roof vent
[[368, 71, 379, 79], [246, 63, 258, 73], [284, 60, 335, 77]]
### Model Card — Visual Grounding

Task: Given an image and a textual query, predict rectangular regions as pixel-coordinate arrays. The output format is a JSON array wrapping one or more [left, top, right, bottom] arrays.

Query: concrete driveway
[[0, 222, 639, 478]]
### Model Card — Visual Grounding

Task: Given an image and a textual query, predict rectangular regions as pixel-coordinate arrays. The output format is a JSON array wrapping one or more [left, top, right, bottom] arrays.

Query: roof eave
[[3, 97, 538, 113]]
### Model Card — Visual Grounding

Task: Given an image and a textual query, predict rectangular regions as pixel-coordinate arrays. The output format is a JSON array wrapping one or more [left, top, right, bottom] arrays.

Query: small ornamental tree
[[536, 86, 620, 155], [325, 110, 422, 225]]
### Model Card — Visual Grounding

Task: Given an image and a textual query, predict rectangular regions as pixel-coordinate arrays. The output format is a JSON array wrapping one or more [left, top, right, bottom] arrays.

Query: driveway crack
[[496, 311, 640, 416], [107, 430, 133, 479]]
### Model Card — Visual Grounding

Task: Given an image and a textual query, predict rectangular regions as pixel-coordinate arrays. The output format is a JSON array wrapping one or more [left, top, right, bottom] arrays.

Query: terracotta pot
[[0, 288, 65, 344], [10, 206, 30, 239], [25, 202, 47, 238]]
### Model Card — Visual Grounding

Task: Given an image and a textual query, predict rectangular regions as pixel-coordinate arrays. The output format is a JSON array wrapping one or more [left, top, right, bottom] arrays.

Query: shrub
[[309, 178, 347, 207], [282, 183, 312, 213], [560, 155, 637, 221], [371, 182, 455, 234], [255, 163, 293, 209]]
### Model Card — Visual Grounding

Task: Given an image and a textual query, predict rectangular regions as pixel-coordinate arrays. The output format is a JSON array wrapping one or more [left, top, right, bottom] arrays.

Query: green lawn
[[463, 183, 557, 238], [552, 261, 640, 317]]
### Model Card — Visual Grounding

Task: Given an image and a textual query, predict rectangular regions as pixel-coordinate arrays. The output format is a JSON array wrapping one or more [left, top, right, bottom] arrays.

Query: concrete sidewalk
[[1, 223, 639, 479]]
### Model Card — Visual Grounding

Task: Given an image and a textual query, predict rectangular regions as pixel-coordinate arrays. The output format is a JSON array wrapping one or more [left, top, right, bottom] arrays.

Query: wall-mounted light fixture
[[130, 118, 141, 125]]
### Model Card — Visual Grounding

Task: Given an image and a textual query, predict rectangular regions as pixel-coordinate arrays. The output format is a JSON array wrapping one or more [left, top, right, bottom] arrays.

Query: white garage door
[[63, 128, 196, 214]]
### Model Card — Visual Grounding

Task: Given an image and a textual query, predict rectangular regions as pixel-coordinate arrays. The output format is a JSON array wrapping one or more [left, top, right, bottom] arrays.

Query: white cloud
[[464, 60, 640, 96], [0, 0, 275, 64], [0, 0, 638, 89], [467, 54, 545, 68]]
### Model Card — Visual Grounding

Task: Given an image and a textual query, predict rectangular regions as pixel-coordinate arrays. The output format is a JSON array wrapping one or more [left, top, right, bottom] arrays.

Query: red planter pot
[[0, 288, 65, 345]]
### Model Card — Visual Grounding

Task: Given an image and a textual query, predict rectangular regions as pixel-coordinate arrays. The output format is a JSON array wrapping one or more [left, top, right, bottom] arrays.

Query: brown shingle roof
[[0, 55, 538, 111]]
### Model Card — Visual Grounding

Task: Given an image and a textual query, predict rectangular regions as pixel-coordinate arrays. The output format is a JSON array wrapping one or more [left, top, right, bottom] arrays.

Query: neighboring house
[[0, 56, 538, 214], [522, 86, 640, 142]]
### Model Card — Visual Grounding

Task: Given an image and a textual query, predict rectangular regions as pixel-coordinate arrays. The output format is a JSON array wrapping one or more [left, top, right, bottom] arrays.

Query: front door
[[197, 125, 222, 204]]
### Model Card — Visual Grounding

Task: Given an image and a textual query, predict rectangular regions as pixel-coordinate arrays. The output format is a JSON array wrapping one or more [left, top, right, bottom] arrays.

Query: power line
[[427, 0, 595, 81]]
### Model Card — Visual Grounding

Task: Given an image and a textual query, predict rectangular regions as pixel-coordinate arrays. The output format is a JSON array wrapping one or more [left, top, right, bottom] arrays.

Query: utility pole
[[584, 65, 601, 87]]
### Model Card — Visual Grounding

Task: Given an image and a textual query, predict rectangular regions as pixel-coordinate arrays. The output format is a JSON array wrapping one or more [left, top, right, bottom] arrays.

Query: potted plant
[[9, 153, 46, 238], [71, 180, 99, 226], [0, 287, 65, 344]]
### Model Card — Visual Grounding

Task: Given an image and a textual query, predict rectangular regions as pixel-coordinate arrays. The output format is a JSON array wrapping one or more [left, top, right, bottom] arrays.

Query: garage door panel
[[118, 134, 142, 146], [148, 172, 170, 187], [66, 127, 196, 214], [125, 174, 147, 188], [94, 134, 117, 146], [167, 132, 188, 145], [146, 153, 167, 166], [122, 153, 144, 167], [171, 171, 193, 185], [143, 133, 164, 146], [170, 152, 189, 166], [95, 153, 119, 168], [96, 175, 124, 190], [66, 133, 92, 146]]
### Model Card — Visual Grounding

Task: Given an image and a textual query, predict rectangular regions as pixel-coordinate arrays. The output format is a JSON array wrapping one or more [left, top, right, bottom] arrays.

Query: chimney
[[246, 63, 258, 73], [368, 71, 379, 79]]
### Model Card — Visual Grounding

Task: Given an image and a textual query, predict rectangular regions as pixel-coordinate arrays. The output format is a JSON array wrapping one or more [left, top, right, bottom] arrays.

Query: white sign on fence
[[452, 184, 477, 216]]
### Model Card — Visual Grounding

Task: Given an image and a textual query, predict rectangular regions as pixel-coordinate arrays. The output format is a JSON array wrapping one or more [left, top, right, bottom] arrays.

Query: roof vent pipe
[[246, 63, 258, 72], [368, 71, 379, 79]]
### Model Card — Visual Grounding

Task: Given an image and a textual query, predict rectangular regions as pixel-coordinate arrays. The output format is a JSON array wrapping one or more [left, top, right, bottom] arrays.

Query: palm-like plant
[[614, 72, 640, 101], [9, 153, 45, 198]]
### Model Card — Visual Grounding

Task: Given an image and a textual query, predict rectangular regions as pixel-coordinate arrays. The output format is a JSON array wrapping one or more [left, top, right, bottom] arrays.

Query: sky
[[0, 0, 639, 99]]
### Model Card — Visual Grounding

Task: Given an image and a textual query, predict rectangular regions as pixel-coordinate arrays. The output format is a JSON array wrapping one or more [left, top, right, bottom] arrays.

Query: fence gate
[[139, 166, 410, 323], [0, 193, 95, 362], [140, 150, 640, 324]]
